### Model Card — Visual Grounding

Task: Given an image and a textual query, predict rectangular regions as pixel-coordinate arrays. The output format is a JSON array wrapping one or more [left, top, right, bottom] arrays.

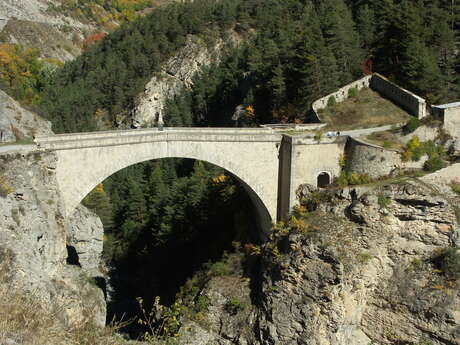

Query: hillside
[[0, 0, 176, 61]]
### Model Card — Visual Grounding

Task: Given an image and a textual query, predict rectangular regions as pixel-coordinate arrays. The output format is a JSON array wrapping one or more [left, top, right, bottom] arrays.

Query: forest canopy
[[35, 0, 459, 133]]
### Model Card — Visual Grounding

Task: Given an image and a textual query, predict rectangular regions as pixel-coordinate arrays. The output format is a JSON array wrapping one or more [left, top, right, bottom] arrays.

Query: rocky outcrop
[[0, 149, 106, 329], [178, 275, 258, 345], [131, 34, 234, 128], [68, 205, 104, 274], [257, 180, 459, 345], [0, 89, 52, 142]]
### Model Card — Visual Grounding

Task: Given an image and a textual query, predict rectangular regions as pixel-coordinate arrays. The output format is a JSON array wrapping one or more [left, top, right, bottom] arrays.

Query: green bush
[[313, 130, 323, 142], [333, 171, 372, 187], [327, 96, 336, 107], [423, 154, 446, 172], [224, 297, 246, 315], [207, 261, 231, 277], [433, 247, 460, 279], [348, 87, 358, 98], [348, 172, 372, 185], [449, 181, 460, 195], [403, 117, 421, 134], [377, 194, 391, 208]]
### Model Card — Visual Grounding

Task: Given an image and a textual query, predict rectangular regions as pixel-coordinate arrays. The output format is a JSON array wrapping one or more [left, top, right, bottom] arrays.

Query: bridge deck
[[35, 127, 282, 150]]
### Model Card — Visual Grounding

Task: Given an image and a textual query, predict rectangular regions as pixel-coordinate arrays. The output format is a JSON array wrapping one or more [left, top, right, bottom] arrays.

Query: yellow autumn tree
[[245, 105, 255, 118]]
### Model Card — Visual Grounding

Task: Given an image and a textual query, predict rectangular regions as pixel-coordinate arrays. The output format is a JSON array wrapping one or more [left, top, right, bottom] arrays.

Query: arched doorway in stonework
[[317, 172, 331, 188]]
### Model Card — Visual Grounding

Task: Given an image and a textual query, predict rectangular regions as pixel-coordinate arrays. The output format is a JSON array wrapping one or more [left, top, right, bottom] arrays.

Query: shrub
[[334, 171, 372, 187], [313, 130, 323, 142], [403, 117, 421, 134], [335, 170, 349, 187], [327, 96, 336, 107], [348, 87, 358, 98], [348, 172, 372, 185], [0, 175, 13, 197], [224, 297, 246, 315], [432, 247, 460, 279], [423, 154, 446, 172], [377, 194, 391, 208], [402, 136, 446, 165], [449, 180, 460, 195]]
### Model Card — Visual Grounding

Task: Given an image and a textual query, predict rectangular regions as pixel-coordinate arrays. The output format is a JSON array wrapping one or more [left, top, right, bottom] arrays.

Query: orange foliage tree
[[82, 32, 107, 50]]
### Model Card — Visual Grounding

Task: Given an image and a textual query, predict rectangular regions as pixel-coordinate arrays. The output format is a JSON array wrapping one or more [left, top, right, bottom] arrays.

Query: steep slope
[[257, 181, 459, 345], [0, 0, 95, 61], [0, 148, 113, 343], [169, 179, 460, 345], [0, 89, 52, 143], [0, 0, 176, 61]]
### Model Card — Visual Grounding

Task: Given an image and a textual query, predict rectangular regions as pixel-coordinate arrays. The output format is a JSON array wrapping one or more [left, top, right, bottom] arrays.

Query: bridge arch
[[38, 129, 281, 235]]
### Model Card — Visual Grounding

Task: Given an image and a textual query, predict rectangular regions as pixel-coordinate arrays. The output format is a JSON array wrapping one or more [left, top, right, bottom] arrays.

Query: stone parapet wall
[[312, 75, 372, 112], [35, 128, 281, 150], [370, 73, 427, 119]]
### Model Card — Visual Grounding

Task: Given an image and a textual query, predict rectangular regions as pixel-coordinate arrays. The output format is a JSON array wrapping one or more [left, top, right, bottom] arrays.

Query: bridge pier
[[277, 135, 347, 219]]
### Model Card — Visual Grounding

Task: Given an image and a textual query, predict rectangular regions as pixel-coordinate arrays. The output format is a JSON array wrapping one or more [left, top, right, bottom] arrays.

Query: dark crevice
[[66, 245, 81, 266], [394, 198, 441, 207]]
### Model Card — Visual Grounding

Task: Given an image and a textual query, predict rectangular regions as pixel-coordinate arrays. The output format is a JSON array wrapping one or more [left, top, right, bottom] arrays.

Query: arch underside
[[56, 141, 278, 236]]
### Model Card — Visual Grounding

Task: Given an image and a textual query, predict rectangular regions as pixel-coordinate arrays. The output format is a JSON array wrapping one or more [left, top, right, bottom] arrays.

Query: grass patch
[[318, 88, 411, 130], [366, 129, 405, 150], [449, 180, 460, 195], [0, 175, 13, 197], [0, 247, 129, 345]]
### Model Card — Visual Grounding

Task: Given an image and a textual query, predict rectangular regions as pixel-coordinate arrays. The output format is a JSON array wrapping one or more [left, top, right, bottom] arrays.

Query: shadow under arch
[[69, 155, 273, 240]]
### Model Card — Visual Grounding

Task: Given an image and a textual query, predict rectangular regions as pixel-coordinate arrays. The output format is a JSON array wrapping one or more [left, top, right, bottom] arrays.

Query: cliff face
[[0, 148, 106, 343], [257, 180, 459, 345], [0, 89, 52, 143], [131, 33, 239, 128], [175, 179, 460, 345]]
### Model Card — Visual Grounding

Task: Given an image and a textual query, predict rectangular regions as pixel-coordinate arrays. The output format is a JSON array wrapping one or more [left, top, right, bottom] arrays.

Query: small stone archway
[[317, 171, 331, 188]]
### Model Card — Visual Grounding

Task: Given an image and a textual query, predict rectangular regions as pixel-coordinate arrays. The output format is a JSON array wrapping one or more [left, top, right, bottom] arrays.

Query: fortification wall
[[310, 73, 427, 123], [370, 73, 427, 119], [345, 138, 425, 178], [312, 75, 372, 112]]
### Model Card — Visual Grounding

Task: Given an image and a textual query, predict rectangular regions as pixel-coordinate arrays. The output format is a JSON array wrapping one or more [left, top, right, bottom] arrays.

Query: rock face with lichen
[[0, 148, 106, 330], [131, 34, 236, 128], [173, 178, 459, 345], [256, 180, 459, 345], [0, 89, 52, 143]]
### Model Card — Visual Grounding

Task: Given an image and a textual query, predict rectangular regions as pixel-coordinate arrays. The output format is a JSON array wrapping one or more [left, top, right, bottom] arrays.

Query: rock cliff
[[131, 34, 237, 128], [0, 89, 52, 143], [0, 148, 106, 342], [257, 180, 459, 345], [175, 179, 459, 345]]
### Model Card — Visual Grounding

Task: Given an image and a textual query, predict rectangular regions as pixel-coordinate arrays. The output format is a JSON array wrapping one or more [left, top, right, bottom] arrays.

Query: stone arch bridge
[[35, 128, 345, 234]]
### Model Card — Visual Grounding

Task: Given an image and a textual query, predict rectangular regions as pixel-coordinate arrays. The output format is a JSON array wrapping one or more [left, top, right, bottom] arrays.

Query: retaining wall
[[345, 137, 425, 178]]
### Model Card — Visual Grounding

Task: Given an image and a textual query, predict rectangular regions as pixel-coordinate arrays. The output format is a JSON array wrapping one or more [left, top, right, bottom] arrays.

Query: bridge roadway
[[34, 127, 280, 149], [33, 127, 346, 235]]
